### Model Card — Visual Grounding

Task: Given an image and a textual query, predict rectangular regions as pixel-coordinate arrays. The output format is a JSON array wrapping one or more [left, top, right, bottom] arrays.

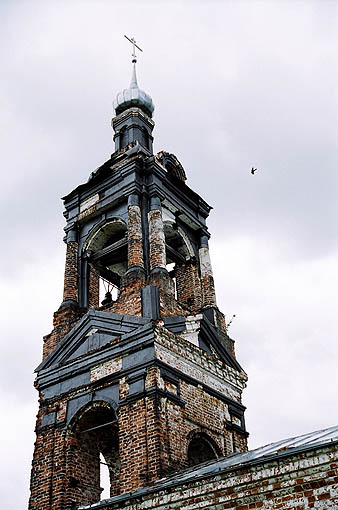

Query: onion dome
[[113, 63, 154, 118]]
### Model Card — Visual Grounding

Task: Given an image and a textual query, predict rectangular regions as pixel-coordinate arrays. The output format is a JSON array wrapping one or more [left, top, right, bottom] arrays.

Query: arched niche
[[187, 431, 221, 467], [67, 401, 120, 506], [156, 151, 187, 182]]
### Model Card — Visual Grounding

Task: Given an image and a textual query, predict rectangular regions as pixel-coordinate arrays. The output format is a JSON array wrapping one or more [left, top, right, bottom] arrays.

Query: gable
[[198, 318, 243, 372], [36, 310, 150, 372]]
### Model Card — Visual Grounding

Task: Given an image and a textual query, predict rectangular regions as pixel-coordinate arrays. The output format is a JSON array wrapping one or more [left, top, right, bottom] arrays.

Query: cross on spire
[[124, 35, 143, 63]]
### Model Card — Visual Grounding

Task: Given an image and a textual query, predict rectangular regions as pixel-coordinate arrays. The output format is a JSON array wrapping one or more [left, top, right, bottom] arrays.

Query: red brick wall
[[32, 322, 247, 509], [88, 263, 100, 308], [201, 273, 217, 307], [29, 399, 119, 509], [175, 260, 202, 311], [63, 241, 78, 303], [29, 422, 69, 510], [42, 305, 84, 359], [103, 277, 144, 316], [80, 442, 338, 510]]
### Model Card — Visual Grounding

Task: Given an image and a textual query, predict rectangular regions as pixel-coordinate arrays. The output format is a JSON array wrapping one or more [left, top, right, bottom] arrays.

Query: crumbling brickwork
[[42, 305, 84, 359], [30, 72, 250, 510], [199, 246, 217, 307], [127, 204, 144, 268], [30, 318, 247, 509], [103, 276, 144, 316], [30, 401, 119, 509], [88, 264, 100, 308], [63, 240, 78, 303], [148, 209, 166, 270], [81, 442, 338, 510], [175, 259, 202, 311]]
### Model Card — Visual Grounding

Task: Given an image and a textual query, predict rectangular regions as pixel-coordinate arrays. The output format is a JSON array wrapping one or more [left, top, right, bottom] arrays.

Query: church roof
[[79, 424, 338, 509]]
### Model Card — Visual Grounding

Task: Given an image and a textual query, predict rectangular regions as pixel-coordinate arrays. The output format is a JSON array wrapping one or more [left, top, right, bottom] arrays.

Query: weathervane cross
[[124, 35, 143, 63]]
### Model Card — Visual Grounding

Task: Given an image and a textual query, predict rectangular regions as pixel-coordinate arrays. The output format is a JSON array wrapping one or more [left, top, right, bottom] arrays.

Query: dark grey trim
[[141, 285, 160, 319], [128, 193, 140, 206], [163, 315, 186, 333], [199, 235, 209, 248], [119, 387, 185, 409], [36, 310, 151, 372], [225, 420, 249, 437], [66, 390, 118, 427], [36, 327, 156, 393], [67, 228, 78, 242], [41, 412, 57, 427], [199, 318, 243, 372], [149, 196, 161, 211]]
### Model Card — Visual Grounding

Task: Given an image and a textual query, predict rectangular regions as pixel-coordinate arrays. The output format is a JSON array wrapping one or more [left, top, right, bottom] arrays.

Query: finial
[[124, 35, 143, 64]]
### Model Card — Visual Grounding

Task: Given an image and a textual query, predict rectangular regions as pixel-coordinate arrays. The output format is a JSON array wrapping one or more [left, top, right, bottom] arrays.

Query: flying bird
[[251, 167, 257, 175]]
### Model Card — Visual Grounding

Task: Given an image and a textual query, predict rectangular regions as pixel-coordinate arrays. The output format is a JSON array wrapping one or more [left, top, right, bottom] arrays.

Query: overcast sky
[[1, 1, 338, 508]]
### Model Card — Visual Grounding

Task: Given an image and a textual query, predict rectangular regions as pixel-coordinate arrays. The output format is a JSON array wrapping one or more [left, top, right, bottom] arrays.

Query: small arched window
[[120, 127, 128, 149], [187, 432, 220, 467]]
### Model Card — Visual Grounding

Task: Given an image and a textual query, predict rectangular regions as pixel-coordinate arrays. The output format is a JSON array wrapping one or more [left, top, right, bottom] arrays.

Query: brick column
[[148, 196, 166, 271], [199, 235, 217, 307], [127, 194, 144, 269], [88, 263, 100, 308], [148, 197, 174, 296], [62, 228, 78, 305]]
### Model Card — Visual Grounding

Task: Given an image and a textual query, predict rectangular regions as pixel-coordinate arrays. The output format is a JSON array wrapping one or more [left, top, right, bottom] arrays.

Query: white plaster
[[155, 343, 242, 399], [79, 193, 99, 212], [90, 357, 122, 382], [85, 327, 98, 337], [199, 247, 213, 277], [181, 314, 203, 347], [162, 207, 176, 223]]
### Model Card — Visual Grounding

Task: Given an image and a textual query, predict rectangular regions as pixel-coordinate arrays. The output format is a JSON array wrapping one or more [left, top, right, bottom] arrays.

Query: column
[[148, 196, 166, 271], [127, 194, 144, 270], [199, 235, 217, 307], [62, 227, 78, 305]]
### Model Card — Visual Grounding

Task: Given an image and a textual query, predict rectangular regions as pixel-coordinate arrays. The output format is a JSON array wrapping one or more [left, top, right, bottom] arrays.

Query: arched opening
[[163, 220, 196, 305], [85, 219, 128, 307], [68, 402, 119, 507], [187, 432, 220, 467]]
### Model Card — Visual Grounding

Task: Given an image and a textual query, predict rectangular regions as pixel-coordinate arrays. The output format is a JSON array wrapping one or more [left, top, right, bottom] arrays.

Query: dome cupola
[[113, 63, 154, 118], [112, 37, 155, 154]]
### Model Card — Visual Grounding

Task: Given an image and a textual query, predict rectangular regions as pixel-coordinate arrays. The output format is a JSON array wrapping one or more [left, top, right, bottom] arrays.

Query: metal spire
[[130, 63, 138, 89]]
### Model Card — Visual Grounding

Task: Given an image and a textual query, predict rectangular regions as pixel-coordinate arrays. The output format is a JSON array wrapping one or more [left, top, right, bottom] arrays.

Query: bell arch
[[81, 218, 128, 307], [163, 220, 194, 300], [162, 215, 201, 309], [66, 400, 120, 507]]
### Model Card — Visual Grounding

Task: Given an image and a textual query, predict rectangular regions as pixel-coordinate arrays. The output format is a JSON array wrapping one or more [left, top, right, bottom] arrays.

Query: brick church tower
[[29, 47, 248, 510]]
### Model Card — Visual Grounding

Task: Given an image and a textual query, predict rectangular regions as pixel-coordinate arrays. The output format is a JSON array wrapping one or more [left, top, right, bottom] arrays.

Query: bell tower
[[29, 41, 248, 510]]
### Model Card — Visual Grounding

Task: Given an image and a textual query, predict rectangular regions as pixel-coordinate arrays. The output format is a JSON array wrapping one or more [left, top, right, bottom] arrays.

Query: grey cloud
[[1, 1, 338, 508]]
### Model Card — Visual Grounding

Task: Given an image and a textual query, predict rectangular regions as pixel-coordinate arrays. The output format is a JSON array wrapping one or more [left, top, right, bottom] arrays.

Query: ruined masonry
[[29, 61, 248, 510], [29, 61, 338, 510]]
